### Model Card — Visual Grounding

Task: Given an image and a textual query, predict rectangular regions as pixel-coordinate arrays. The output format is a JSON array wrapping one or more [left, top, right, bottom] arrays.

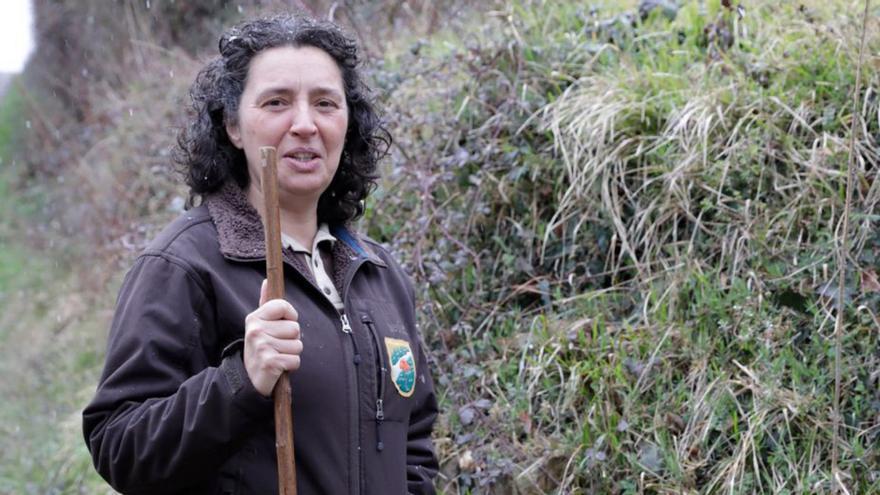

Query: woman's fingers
[[243, 284, 302, 396], [263, 334, 304, 355], [246, 318, 300, 340], [248, 350, 301, 395], [247, 297, 298, 324], [249, 332, 304, 357], [251, 342, 302, 371], [244, 327, 303, 396], [269, 354, 301, 373]]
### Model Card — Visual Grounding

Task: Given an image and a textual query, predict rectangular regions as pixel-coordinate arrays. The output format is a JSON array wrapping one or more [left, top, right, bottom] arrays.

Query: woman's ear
[[225, 120, 243, 149]]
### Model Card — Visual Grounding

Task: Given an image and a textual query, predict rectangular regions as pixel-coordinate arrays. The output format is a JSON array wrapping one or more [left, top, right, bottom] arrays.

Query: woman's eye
[[263, 98, 286, 107], [317, 99, 338, 108]]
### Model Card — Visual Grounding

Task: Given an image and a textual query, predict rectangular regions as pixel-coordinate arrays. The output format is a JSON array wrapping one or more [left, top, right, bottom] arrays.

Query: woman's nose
[[288, 105, 317, 136]]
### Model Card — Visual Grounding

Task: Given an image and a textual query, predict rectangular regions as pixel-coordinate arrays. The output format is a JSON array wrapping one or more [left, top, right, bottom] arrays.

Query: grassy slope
[[368, 0, 880, 492], [0, 46, 192, 493], [0, 79, 114, 494], [1, 1, 878, 494]]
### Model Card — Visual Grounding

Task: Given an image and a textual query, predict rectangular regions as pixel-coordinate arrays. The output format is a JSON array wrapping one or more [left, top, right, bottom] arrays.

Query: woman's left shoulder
[[358, 235, 393, 260], [358, 236, 411, 276], [332, 227, 400, 267]]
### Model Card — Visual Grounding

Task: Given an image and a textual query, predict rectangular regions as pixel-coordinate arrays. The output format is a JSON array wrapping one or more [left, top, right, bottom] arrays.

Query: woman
[[83, 14, 438, 495]]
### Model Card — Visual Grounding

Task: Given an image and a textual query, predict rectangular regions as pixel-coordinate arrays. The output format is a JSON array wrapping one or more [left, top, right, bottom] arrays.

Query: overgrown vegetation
[[1, 0, 878, 493], [369, 0, 880, 492]]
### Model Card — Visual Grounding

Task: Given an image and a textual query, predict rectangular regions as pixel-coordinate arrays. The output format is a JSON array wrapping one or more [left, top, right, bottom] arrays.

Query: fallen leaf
[[638, 443, 664, 472], [519, 410, 532, 435], [473, 399, 493, 409], [624, 358, 646, 377], [666, 412, 685, 435], [454, 433, 473, 445], [458, 450, 475, 472], [459, 406, 476, 426], [861, 269, 880, 293]]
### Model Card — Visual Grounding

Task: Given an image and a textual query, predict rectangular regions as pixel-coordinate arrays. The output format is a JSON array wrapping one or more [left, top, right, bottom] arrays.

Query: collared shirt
[[281, 224, 344, 311]]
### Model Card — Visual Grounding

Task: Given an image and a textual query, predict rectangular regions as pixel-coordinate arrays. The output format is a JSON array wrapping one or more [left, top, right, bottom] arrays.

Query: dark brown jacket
[[82, 183, 438, 494]]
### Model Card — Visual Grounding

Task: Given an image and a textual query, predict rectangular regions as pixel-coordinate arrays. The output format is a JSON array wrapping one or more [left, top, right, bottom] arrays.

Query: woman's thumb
[[259, 279, 269, 306]]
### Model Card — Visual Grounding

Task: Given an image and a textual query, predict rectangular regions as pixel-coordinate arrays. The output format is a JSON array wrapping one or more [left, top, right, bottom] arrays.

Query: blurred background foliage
[[0, 0, 878, 493]]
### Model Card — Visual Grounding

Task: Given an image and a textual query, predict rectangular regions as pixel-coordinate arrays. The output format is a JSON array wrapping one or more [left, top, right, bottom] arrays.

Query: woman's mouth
[[282, 150, 322, 172], [287, 152, 319, 161]]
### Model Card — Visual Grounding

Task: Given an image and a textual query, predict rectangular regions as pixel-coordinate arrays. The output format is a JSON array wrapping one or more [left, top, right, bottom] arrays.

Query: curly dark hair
[[174, 14, 390, 224]]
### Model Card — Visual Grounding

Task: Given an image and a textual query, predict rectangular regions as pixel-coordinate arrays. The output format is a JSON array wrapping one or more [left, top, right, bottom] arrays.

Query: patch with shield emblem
[[384, 338, 416, 397]]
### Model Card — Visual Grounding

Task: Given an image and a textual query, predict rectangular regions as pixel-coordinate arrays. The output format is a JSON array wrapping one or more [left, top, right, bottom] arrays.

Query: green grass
[[0, 235, 114, 494], [0, 76, 25, 165], [0, 294, 113, 494], [0, 81, 36, 300]]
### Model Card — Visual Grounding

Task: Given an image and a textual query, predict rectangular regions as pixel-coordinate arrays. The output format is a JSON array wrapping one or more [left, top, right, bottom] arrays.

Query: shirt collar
[[203, 181, 385, 267], [281, 223, 336, 254]]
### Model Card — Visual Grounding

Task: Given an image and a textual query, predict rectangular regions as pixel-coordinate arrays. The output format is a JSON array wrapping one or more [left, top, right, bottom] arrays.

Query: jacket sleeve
[[404, 278, 440, 494], [82, 253, 272, 494]]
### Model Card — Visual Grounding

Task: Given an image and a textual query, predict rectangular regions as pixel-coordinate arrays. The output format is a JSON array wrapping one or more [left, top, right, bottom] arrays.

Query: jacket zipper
[[262, 246, 371, 495], [340, 314, 362, 366], [340, 257, 367, 495], [279, 251, 366, 495], [362, 315, 386, 452], [286, 248, 366, 494]]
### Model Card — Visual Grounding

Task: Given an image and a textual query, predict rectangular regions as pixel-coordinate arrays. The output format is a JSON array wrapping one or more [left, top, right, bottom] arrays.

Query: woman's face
[[226, 45, 349, 210]]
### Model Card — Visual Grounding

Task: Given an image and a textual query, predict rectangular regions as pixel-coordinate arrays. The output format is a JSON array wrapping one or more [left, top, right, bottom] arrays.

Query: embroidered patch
[[385, 338, 416, 397]]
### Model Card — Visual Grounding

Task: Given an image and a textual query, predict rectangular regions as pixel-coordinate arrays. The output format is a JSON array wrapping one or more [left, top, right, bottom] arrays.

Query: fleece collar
[[203, 181, 386, 269]]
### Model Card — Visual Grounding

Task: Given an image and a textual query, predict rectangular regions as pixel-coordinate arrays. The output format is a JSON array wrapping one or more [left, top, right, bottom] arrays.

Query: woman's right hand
[[243, 279, 303, 397]]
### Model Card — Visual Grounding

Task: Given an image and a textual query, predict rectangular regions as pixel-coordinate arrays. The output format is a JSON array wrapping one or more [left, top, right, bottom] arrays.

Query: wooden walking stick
[[261, 146, 297, 495]]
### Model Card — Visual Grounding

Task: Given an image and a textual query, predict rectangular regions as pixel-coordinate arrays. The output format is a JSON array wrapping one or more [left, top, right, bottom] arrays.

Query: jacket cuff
[[221, 338, 244, 360], [219, 347, 273, 418]]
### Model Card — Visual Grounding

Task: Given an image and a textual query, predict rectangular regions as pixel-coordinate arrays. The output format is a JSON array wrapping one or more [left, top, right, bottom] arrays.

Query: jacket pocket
[[362, 313, 388, 452]]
